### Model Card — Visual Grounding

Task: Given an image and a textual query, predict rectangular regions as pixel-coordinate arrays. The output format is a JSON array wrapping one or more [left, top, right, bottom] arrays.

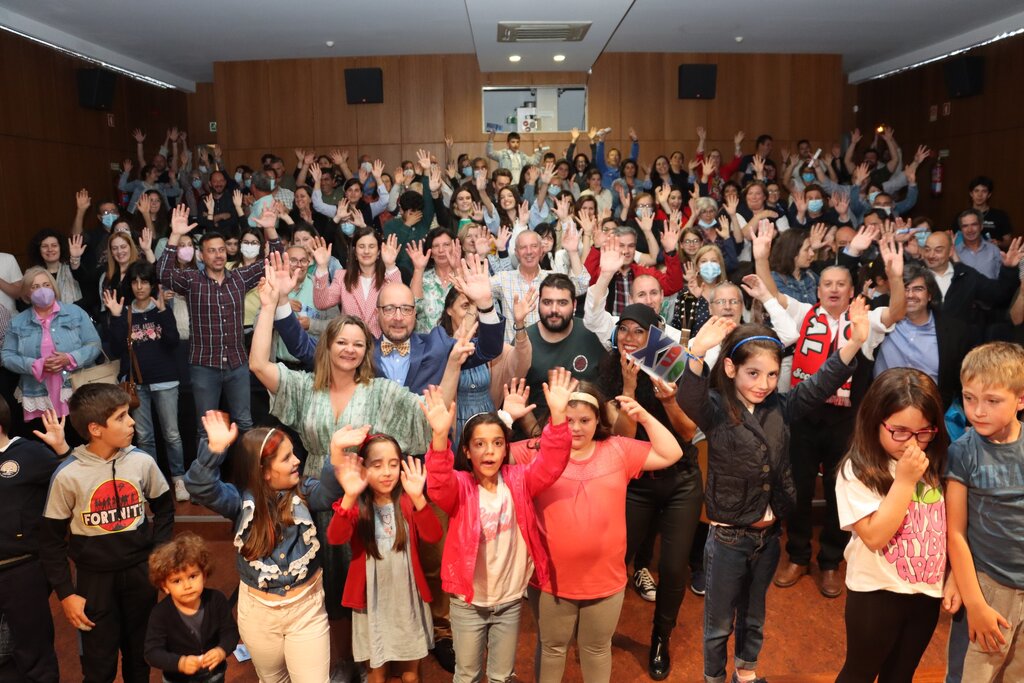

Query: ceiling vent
[[497, 21, 591, 43]]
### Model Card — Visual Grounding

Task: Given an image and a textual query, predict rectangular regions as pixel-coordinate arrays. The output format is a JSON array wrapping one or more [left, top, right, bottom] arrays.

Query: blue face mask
[[699, 261, 722, 282], [868, 191, 880, 204], [807, 198, 824, 213], [698, 218, 717, 229], [100, 213, 118, 229], [461, 166, 472, 178], [234, 171, 243, 183], [244, 178, 252, 189], [268, 178, 276, 191], [198, 165, 209, 174], [191, 178, 203, 190], [548, 185, 561, 196], [340, 222, 356, 237], [878, 206, 892, 216], [801, 173, 816, 184], [915, 230, 931, 247]]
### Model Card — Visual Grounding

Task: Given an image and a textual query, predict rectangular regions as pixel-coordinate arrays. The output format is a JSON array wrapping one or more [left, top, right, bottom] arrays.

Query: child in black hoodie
[[145, 532, 238, 682], [38, 383, 174, 683]]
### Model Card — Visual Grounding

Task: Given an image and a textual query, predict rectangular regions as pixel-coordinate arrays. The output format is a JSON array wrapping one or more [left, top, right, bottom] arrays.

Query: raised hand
[[201, 410, 238, 454], [696, 126, 707, 141], [139, 227, 153, 254], [700, 158, 715, 181], [429, 165, 443, 193], [791, 189, 807, 215], [1001, 236, 1023, 268], [69, 234, 86, 260], [381, 234, 399, 269], [690, 316, 738, 356], [740, 273, 772, 303], [308, 163, 322, 185], [405, 240, 431, 271], [832, 190, 851, 217], [131, 128, 146, 143], [420, 386, 456, 437], [733, 130, 745, 147], [311, 236, 332, 270], [102, 290, 124, 317], [879, 234, 904, 278], [122, 159, 133, 174], [450, 254, 493, 309], [717, 215, 732, 239], [252, 208, 278, 230], [561, 223, 581, 254], [850, 128, 862, 146], [75, 189, 91, 212], [600, 245, 626, 275], [660, 219, 681, 253], [846, 296, 870, 347], [848, 223, 881, 254], [232, 189, 243, 211], [154, 285, 167, 311], [334, 452, 369, 498], [203, 194, 215, 216], [809, 223, 829, 251], [170, 204, 196, 236], [502, 378, 537, 421], [495, 224, 512, 252], [372, 159, 385, 180], [31, 409, 68, 454], [400, 456, 427, 501], [543, 367, 578, 422], [416, 149, 432, 173], [516, 200, 530, 227], [447, 322, 477, 367], [751, 218, 774, 261], [267, 251, 298, 303], [330, 424, 372, 459], [724, 193, 739, 216], [512, 286, 538, 326]]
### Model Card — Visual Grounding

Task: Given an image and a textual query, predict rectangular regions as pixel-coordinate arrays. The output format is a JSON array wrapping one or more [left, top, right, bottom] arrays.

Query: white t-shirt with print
[[468, 476, 532, 607], [836, 460, 946, 597]]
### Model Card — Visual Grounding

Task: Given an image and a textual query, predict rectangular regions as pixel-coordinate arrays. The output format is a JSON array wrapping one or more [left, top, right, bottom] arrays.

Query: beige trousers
[[963, 571, 1024, 683]]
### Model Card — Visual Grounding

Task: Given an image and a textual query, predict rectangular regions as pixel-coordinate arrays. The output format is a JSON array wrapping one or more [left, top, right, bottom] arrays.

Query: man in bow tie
[[374, 254, 504, 393]]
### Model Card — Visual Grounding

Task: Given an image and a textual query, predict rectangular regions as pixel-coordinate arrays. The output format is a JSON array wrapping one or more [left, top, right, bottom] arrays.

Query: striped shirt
[[157, 240, 282, 368]]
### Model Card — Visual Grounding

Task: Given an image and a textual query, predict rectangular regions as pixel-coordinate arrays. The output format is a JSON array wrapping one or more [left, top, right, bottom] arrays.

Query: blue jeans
[[945, 607, 967, 682], [132, 385, 184, 477], [703, 524, 781, 683], [188, 363, 253, 440], [449, 596, 521, 683]]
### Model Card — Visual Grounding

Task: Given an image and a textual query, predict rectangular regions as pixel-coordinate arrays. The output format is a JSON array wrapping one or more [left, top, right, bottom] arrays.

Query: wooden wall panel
[[186, 82, 217, 145], [0, 30, 187, 257], [855, 32, 1024, 230], [400, 55, 446, 144], [354, 57, 403, 146], [310, 58, 360, 147], [214, 60, 271, 150], [585, 52, 621, 138], [268, 60, 314, 149]]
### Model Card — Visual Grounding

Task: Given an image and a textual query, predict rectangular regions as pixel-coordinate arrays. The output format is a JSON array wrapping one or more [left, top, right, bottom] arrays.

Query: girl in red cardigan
[[422, 368, 575, 683], [327, 434, 442, 683]]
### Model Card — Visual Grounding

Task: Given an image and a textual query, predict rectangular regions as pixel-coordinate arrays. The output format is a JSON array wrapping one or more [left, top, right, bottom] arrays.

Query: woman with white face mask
[[1, 268, 101, 425]]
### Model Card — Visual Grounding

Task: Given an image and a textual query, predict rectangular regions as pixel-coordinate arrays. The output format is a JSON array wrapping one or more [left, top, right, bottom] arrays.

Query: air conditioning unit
[[497, 21, 591, 42]]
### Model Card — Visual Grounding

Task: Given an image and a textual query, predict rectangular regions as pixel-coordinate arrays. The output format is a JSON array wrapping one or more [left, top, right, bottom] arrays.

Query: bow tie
[[381, 339, 410, 357]]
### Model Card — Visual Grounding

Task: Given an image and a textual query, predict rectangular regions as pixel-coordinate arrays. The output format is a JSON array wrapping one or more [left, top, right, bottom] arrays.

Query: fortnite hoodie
[[39, 445, 173, 600]]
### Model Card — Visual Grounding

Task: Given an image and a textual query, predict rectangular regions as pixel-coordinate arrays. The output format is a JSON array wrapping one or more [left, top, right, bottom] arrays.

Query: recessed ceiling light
[[509, 55, 521, 63], [734, 36, 744, 43], [325, 40, 335, 47], [553, 54, 566, 62]]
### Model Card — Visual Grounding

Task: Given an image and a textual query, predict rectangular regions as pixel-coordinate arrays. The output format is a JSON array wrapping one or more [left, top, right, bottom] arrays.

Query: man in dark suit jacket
[[273, 254, 505, 393]]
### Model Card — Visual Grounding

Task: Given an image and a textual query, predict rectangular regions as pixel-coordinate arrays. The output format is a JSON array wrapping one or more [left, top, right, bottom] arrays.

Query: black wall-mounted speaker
[[77, 68, 117, 110], [678, 64, 717, 100], [944, 56, 984, 99], [344, 68, 384, 104]]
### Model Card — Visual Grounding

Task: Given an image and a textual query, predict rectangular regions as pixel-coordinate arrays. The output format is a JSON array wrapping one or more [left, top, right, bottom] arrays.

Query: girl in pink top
[[506, 381, 684, 683], [423, 368, 574, 683], [311, 229, 401, 338]]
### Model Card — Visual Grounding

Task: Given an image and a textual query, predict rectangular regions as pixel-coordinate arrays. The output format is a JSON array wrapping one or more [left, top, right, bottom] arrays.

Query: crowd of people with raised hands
[[0, 119, 1020, 683]]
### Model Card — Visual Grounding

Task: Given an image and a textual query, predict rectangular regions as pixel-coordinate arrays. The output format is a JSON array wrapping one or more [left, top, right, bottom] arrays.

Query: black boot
[[648, 633, 670, 680]]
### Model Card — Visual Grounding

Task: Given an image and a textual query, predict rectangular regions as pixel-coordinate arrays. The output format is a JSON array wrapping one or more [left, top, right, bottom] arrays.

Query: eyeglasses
[[682, 238, 703, 246], [881, 422, 938, 443], [712, 298, 741, 306], [288, 258, 310, 267], [378, 304, 416, 317]]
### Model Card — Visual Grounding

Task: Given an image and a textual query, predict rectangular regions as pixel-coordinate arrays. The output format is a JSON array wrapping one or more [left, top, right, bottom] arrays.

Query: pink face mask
[[177, 246, 195, 263]]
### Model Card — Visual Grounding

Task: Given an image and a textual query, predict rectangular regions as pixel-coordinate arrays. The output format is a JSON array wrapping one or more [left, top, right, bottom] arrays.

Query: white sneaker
[[632, 568, 657, 602], [174, 478, 189, 503]]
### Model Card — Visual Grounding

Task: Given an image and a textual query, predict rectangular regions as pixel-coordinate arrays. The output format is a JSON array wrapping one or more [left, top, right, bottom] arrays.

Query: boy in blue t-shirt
[[946, 342, 1024, 683]]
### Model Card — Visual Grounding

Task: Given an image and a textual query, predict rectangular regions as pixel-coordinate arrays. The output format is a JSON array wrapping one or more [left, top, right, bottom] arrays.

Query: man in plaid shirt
[[158, 205, 283, 440]]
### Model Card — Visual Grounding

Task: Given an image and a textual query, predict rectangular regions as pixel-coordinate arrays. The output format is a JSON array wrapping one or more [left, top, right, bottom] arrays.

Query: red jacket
[[425, 420, 571, 604], [584, 246, 684, 298], [326, 494, 442, 610]]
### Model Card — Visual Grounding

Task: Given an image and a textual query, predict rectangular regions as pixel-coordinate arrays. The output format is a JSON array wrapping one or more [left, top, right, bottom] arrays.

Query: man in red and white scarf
[[753, 220, 906, 598]]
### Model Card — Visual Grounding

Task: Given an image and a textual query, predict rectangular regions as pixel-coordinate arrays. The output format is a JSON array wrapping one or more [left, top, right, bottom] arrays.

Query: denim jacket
[[1, 303, 102, 400], [184, 438, 343, 596]]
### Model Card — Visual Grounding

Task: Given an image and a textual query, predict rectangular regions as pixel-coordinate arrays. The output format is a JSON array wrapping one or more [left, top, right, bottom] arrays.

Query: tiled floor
[[49, 503, 951, 682]]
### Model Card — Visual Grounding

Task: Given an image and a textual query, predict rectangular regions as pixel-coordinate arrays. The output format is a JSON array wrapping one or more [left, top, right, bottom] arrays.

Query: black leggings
[[836, 589, 940, 683]]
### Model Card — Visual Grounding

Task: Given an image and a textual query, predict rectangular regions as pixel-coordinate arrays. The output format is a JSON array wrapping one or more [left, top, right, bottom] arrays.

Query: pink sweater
[[425, 420, 571, 604], [312, 268, 401, 338]]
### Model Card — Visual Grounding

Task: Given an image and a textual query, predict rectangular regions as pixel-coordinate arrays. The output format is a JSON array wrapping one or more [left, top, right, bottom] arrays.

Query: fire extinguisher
[[931, 158, 944, 197]]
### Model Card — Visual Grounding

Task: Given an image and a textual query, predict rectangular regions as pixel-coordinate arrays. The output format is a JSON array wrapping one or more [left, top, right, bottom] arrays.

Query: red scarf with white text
[[791, 306, 852, 407]]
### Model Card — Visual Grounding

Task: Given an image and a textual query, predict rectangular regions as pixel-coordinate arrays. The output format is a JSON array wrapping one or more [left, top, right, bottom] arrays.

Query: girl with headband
[[184, 410, 367, 682], [677, 307, 869, 683], [504, 373, 684, 683], [421, 368, 574, 683], [327, 434, 442, 683]]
